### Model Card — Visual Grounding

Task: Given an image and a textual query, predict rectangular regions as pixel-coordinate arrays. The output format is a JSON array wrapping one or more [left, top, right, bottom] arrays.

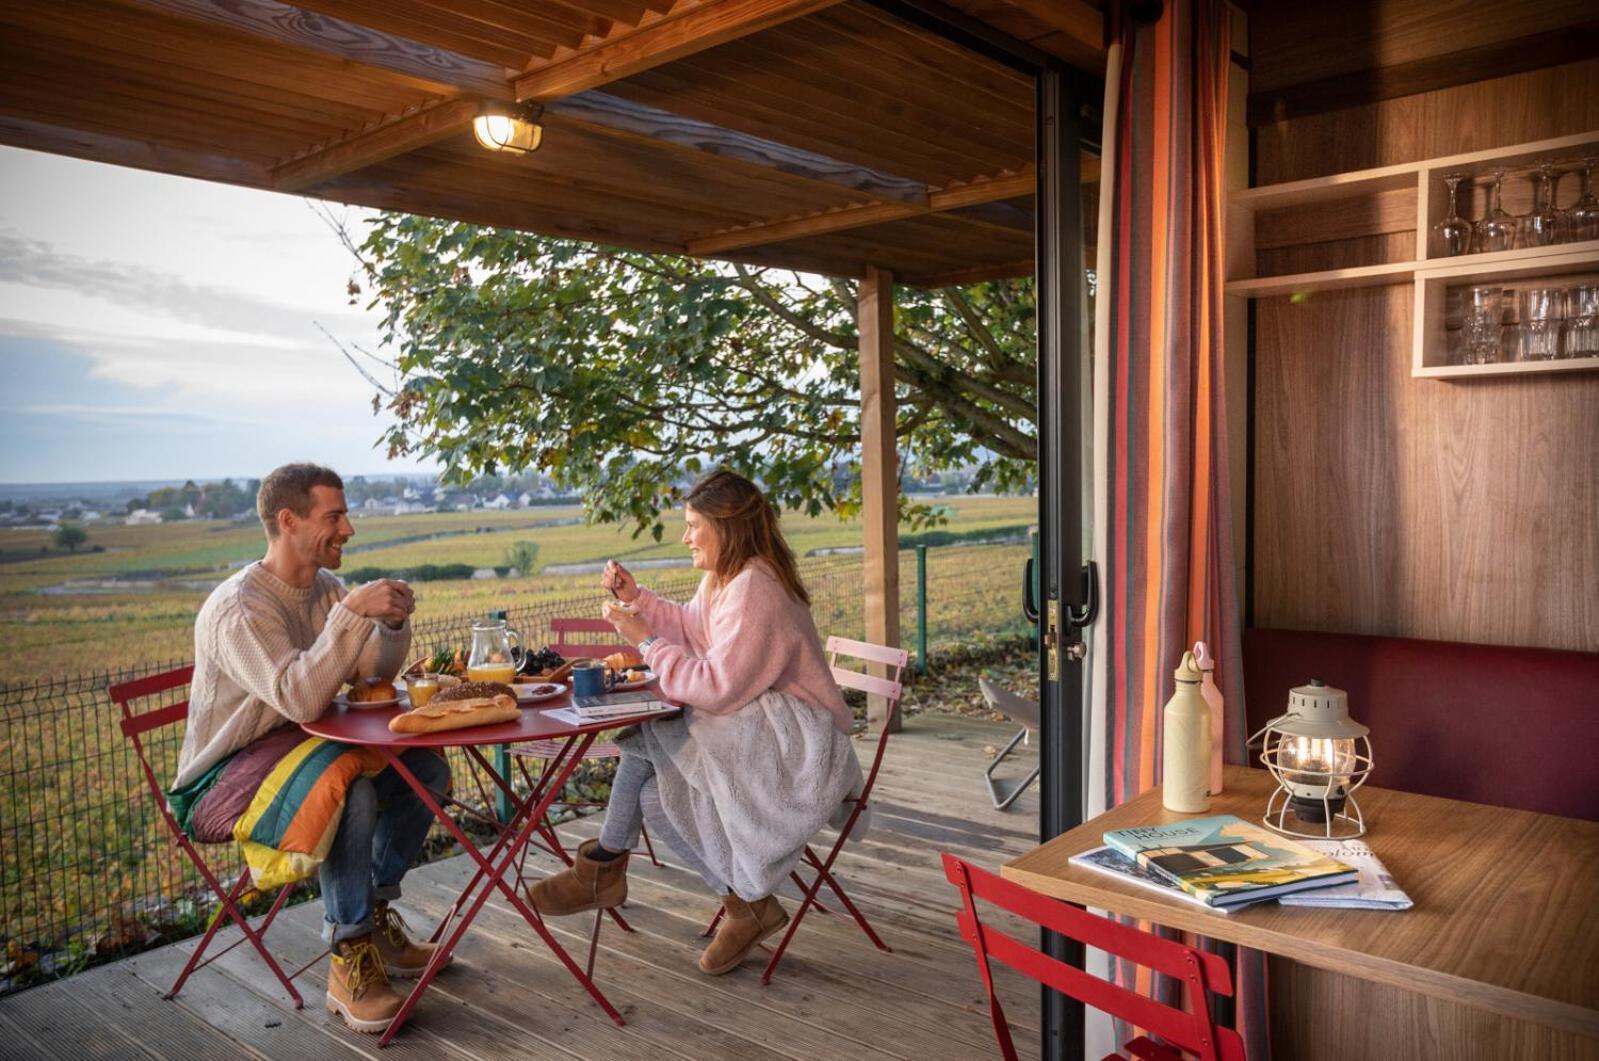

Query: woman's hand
[[602, 560, 640, 604], [601, 599, 651, 644]]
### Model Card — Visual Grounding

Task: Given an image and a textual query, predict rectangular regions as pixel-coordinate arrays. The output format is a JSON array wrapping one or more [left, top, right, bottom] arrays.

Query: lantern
[[473, 101, 544, 156], [1249, 679, 1373, 839]]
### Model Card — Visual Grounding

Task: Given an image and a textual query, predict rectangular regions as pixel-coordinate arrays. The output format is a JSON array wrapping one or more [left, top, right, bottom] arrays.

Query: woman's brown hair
[[684, 470, 810, 605]]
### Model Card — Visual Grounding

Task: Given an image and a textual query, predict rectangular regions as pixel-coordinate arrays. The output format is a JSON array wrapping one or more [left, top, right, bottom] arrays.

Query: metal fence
[[0, 542, 1028, 992]]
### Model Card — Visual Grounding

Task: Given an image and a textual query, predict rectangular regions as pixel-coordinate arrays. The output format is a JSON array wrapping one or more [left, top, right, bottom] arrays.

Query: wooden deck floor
[[0, 713, 1042, 1061]]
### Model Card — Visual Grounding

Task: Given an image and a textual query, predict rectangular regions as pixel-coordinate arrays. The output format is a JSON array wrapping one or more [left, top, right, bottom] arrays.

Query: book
[[1277, 839, 1413, 910], [571, 689, 676, 720], [1103, 815, 1357, 908], [1069, 846, 1246, 913]]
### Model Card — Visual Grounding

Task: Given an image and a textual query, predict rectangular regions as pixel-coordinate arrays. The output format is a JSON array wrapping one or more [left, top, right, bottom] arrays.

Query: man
[[173, 463, 449, 1034]]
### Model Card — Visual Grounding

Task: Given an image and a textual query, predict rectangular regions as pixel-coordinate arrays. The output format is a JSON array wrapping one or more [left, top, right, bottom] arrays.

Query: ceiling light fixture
[[473, 101, 544, 155]]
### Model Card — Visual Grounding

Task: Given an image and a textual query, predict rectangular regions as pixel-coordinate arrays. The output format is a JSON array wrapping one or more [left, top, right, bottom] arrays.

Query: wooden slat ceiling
[[0, 0, 1106, 285]]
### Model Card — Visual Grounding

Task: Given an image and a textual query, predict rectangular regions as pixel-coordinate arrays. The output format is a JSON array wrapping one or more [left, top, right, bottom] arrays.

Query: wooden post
[[858, 264, 900, 732]]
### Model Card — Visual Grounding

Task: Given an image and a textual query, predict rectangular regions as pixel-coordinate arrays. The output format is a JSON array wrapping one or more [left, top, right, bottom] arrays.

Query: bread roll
[[350, 676, 398, 702], [388, 694, 520, 734]]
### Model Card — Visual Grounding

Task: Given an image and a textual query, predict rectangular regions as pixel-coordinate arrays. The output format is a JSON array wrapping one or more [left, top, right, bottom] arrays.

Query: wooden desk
[[1003, 767, 1599, 1060]]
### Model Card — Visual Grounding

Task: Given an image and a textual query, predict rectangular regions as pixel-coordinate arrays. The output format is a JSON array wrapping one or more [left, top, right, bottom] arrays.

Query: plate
[[335, 694, 400, 710], [612, 670, 655, 691], [515, 681, 568, 704]]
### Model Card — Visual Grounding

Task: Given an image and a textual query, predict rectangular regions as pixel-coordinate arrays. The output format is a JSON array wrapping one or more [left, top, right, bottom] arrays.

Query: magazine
[[1069, 846, 1249, 913], [1277, 839, 1413, 910], [1103, 815, 1356, 908]]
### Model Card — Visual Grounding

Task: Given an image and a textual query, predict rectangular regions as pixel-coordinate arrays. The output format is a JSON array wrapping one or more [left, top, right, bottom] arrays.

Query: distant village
[[0, 474, 580, 530], [1, 467, 1007, 532]]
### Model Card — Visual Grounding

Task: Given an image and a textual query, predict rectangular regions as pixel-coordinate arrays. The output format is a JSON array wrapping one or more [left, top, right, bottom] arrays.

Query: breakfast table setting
[[307, 620, 678, 1048]]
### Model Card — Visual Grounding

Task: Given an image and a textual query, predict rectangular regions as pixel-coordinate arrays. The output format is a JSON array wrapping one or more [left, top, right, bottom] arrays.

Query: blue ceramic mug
[[571, 659, 615, 698]]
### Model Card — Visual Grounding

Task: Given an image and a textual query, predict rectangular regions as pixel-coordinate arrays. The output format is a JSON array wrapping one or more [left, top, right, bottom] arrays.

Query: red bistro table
[[301, 689, 679, 1047]]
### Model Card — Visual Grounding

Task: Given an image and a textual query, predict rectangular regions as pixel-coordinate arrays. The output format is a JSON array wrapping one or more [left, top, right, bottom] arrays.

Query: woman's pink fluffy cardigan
[[635, 560, 850, 733]]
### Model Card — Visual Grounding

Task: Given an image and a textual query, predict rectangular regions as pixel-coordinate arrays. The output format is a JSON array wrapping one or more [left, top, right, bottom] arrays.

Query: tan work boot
[[699, 894, 788, 975], [373, 901, 447, 979], [325, 934, 404, 1034], [528, 838, 629, 916]]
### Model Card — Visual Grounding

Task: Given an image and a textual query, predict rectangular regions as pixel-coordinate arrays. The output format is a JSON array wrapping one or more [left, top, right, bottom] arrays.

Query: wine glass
[[1474, 168, 1516, 253], [1433, 172, 1471, 256], [1521, 164, 1560, 248], [1570, 156, 1599, 243]]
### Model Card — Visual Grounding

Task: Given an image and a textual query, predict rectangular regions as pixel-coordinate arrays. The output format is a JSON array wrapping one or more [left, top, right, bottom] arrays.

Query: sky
[[0, 146, 438, 484]]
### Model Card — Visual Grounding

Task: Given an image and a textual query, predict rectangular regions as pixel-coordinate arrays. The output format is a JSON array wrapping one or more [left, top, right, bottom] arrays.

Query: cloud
[[0, 231, 369, 344]]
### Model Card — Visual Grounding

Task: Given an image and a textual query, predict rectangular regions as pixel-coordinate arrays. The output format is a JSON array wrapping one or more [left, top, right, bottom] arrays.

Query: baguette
[[388, 694, 520, 735]]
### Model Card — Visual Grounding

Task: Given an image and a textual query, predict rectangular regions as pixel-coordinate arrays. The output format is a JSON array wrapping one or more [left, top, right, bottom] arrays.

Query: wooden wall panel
[[1252, 59, 1599, 652]]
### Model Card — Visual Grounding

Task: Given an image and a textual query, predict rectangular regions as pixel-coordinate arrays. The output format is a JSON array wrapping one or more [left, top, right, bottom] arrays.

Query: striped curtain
[[1085, 0, 1268, 1057]]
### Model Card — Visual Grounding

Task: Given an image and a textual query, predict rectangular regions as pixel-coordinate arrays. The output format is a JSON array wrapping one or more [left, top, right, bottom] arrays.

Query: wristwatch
[[637, 635, 660, 657]]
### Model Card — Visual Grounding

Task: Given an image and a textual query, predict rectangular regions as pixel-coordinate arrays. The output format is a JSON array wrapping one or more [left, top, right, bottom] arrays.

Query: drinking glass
[[1461, 286, 1502, 365], [1517, 287, 1561, 360], [1569, 157, 1599, 242], [1434, 172, 1471, 256], [1521, 165, 1560, 248], [1474, 168, 1516, 253], [1563, 284, 1599, 359]]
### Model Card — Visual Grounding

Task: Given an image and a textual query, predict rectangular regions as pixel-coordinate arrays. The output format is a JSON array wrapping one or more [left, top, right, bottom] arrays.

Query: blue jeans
[[320, 748, 451, 945]]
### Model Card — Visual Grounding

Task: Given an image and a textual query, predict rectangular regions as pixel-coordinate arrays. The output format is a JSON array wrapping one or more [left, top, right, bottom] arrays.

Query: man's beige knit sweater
[[173, 561, 410, 789]]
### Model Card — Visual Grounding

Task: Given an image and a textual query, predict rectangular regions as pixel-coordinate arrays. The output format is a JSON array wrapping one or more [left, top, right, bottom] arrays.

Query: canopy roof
[[0, 0, 1105, 285]]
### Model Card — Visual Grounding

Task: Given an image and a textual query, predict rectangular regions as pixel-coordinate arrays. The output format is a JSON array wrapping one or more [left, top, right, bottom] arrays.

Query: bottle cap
[[1192, 641, 1215, 671], [1175, 650, 1202, 684]]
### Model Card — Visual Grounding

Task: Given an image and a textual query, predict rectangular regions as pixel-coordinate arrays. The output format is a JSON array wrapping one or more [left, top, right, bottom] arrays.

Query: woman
[[529, 469, 863, 975]]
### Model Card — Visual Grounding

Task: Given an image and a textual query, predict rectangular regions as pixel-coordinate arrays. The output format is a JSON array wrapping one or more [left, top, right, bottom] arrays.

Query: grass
[[1, 496, 1035, 676]]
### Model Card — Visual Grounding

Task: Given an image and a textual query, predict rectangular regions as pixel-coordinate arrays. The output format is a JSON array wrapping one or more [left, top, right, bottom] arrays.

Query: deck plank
[[0, 715, 1041, 1060]]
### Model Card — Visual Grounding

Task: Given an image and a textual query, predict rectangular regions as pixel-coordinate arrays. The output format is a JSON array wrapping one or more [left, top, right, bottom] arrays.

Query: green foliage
[[343, 563, 476, 583], [350, 215, 1038, 538], [52, 523, 87, 552], [503, 540, 540, 576]]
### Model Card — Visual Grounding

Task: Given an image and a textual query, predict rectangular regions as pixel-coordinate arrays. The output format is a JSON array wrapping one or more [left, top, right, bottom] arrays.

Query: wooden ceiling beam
[[117, 0, 515, 98], [514, 0, 844, 102], [0, 113, 269, 184], [901, 259, 1034, 288], [271, 95, 481, 191], [545, 92, 928, 206], [995, 0, 1104, 70], [684, 159, 1106, 255]]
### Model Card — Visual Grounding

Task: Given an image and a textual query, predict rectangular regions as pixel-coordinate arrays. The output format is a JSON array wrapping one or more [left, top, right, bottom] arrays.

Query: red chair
[[705, 635, 906, 984], [110, 666, 316, 1008], [549, 616, 628, 660], [942, 854, 1247, 1061]]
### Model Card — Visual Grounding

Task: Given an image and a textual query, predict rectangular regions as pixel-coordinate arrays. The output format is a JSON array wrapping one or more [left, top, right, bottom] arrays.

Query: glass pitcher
[[467, 617, 524, 683]]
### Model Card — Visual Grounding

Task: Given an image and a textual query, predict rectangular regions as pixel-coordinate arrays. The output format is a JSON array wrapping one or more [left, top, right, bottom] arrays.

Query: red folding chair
[[942, 854, 1247, 1061], [704, 635, 906, 984], [549, 616, 630, 660], [110, 666, 317, 1008]]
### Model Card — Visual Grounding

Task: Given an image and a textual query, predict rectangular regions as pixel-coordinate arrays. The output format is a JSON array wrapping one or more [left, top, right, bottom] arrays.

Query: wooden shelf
[[1227, 242, 1599, 299], [1224, 260, 1417, 298], [1413, 356, 1599, 379], [1229, 129, 1599, 213]]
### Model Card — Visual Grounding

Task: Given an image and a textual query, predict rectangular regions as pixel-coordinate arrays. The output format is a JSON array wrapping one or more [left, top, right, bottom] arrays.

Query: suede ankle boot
[[699, 893, 788, 975], [373, 901, 447, 979], [325, 934, 404, 1034], [528, 838, 629, 916]]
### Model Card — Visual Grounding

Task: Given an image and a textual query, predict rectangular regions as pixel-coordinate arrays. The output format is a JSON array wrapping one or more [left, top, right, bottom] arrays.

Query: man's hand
[[344, 578, 415, 627]]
